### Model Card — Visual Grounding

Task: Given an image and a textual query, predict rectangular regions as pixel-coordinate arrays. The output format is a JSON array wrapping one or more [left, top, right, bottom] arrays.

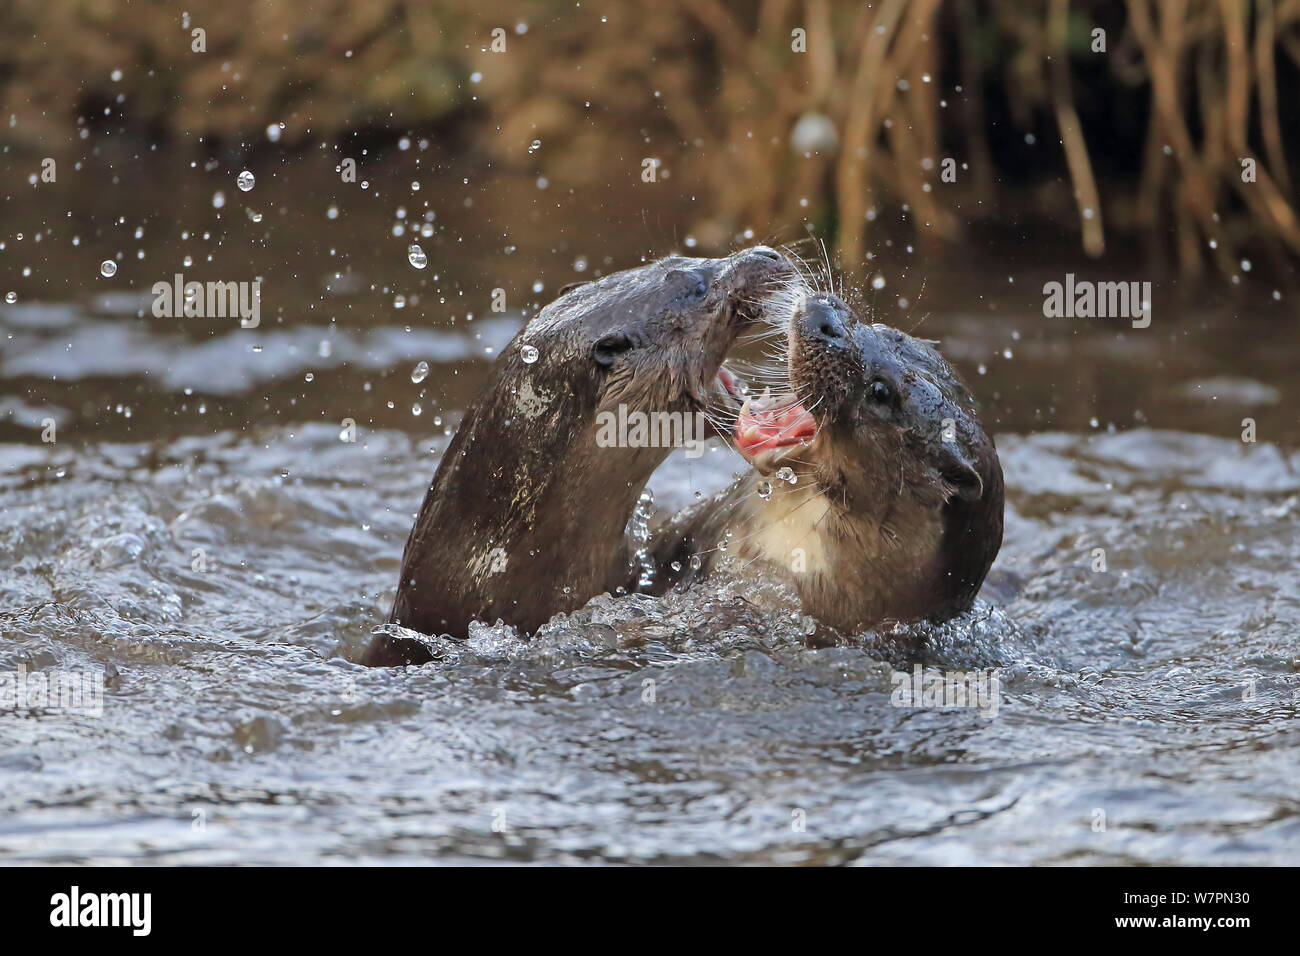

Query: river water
[[1, 147, 1297, 864]]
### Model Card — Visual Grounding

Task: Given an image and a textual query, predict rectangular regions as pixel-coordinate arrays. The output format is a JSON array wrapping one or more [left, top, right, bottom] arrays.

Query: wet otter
[[362, 246, 793, 666], [650, 288, 1003, 632]]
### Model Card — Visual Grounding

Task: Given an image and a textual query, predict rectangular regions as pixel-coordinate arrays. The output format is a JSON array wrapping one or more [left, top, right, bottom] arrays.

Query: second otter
[[363, 246, 792, 666], [650, 289, 1004, 632]]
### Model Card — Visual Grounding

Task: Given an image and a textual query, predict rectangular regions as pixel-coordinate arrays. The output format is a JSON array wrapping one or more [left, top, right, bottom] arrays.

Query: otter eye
[[593, 333, 634, 367], [870, 380, 893, 404], [666, 269, 709, 301]]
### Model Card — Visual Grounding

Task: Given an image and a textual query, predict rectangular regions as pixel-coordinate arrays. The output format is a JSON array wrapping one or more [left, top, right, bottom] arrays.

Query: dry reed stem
[[1049, 0, 1106, 257]]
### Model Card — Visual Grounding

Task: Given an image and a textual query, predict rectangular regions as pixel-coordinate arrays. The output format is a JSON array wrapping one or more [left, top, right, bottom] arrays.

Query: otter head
[[524, 246, 789, 416], [733, 289, 1003, 621], [502, 246, 793, 477], [787, 293, 992, 510]]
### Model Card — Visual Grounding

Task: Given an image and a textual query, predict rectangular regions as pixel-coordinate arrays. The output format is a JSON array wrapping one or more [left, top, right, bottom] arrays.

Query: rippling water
[[2, 151, 1298, 864], [2, 418, 1298, 864]]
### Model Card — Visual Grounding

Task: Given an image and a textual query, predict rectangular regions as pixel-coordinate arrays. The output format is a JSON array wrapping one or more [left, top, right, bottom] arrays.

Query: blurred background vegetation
[[4, 0, 1299, 283]]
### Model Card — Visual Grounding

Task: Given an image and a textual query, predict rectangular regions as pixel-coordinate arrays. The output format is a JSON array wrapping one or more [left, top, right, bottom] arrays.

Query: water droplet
[[266, 123, 282, 143], [520, 344, 539, 364], [1240, 259, 1252, 272], [212, 191, 225, 209], [237, 170, 255, 192], [4, 291, 15, 304], [326, 204, 339, 220], [757, 480, 773, 500], [528, 139, 541, 154], [871, 275, 886, 290], [407, 244, 428, 269], [412, 403, 422, 416], [775, 466, 797, 484], [99, 259, 117, 277], [411, 361, 429, 384], [689, 555, 703, 571]]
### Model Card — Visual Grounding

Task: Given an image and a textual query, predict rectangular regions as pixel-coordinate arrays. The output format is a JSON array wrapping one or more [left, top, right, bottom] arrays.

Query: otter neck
[[726, 462, 947, 628]]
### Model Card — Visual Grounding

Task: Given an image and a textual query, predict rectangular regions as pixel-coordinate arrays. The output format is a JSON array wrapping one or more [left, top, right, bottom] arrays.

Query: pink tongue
[[734, 396, 816, 464]]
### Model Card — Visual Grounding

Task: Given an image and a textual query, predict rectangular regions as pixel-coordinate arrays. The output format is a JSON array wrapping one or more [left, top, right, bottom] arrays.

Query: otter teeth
[[742, 388, 773, 417]]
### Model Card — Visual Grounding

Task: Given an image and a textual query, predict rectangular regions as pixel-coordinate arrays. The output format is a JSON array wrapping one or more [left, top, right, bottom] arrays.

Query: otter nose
[[798, 298, 850, 347]]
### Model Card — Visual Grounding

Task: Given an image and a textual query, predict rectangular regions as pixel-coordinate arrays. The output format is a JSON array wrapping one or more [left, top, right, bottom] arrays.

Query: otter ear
[[944, 463, 984, 502], [937, 447, 984, 501], [593, 332, 634, 367]]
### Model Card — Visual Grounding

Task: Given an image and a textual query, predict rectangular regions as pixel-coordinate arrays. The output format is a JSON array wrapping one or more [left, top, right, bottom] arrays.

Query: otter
[[649, 287, 1003, 632], [362, 246, 793, 666]]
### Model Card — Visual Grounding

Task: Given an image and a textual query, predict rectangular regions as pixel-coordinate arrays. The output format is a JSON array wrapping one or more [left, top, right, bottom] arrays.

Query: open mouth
[[710, 280, 818, 473], [734, 387, 816, 473], [713, 361, 817, 475]]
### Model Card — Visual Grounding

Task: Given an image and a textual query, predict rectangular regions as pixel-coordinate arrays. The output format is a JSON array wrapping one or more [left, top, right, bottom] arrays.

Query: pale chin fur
[[724, 466, 949, 625], [730, 475, 835, 577]]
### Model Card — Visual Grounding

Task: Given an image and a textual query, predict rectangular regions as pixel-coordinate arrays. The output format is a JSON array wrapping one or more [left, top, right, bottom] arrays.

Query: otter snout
[[721, 245, 796, 288], [795, 295, 853, 349], [708, 246, 798, 335]]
